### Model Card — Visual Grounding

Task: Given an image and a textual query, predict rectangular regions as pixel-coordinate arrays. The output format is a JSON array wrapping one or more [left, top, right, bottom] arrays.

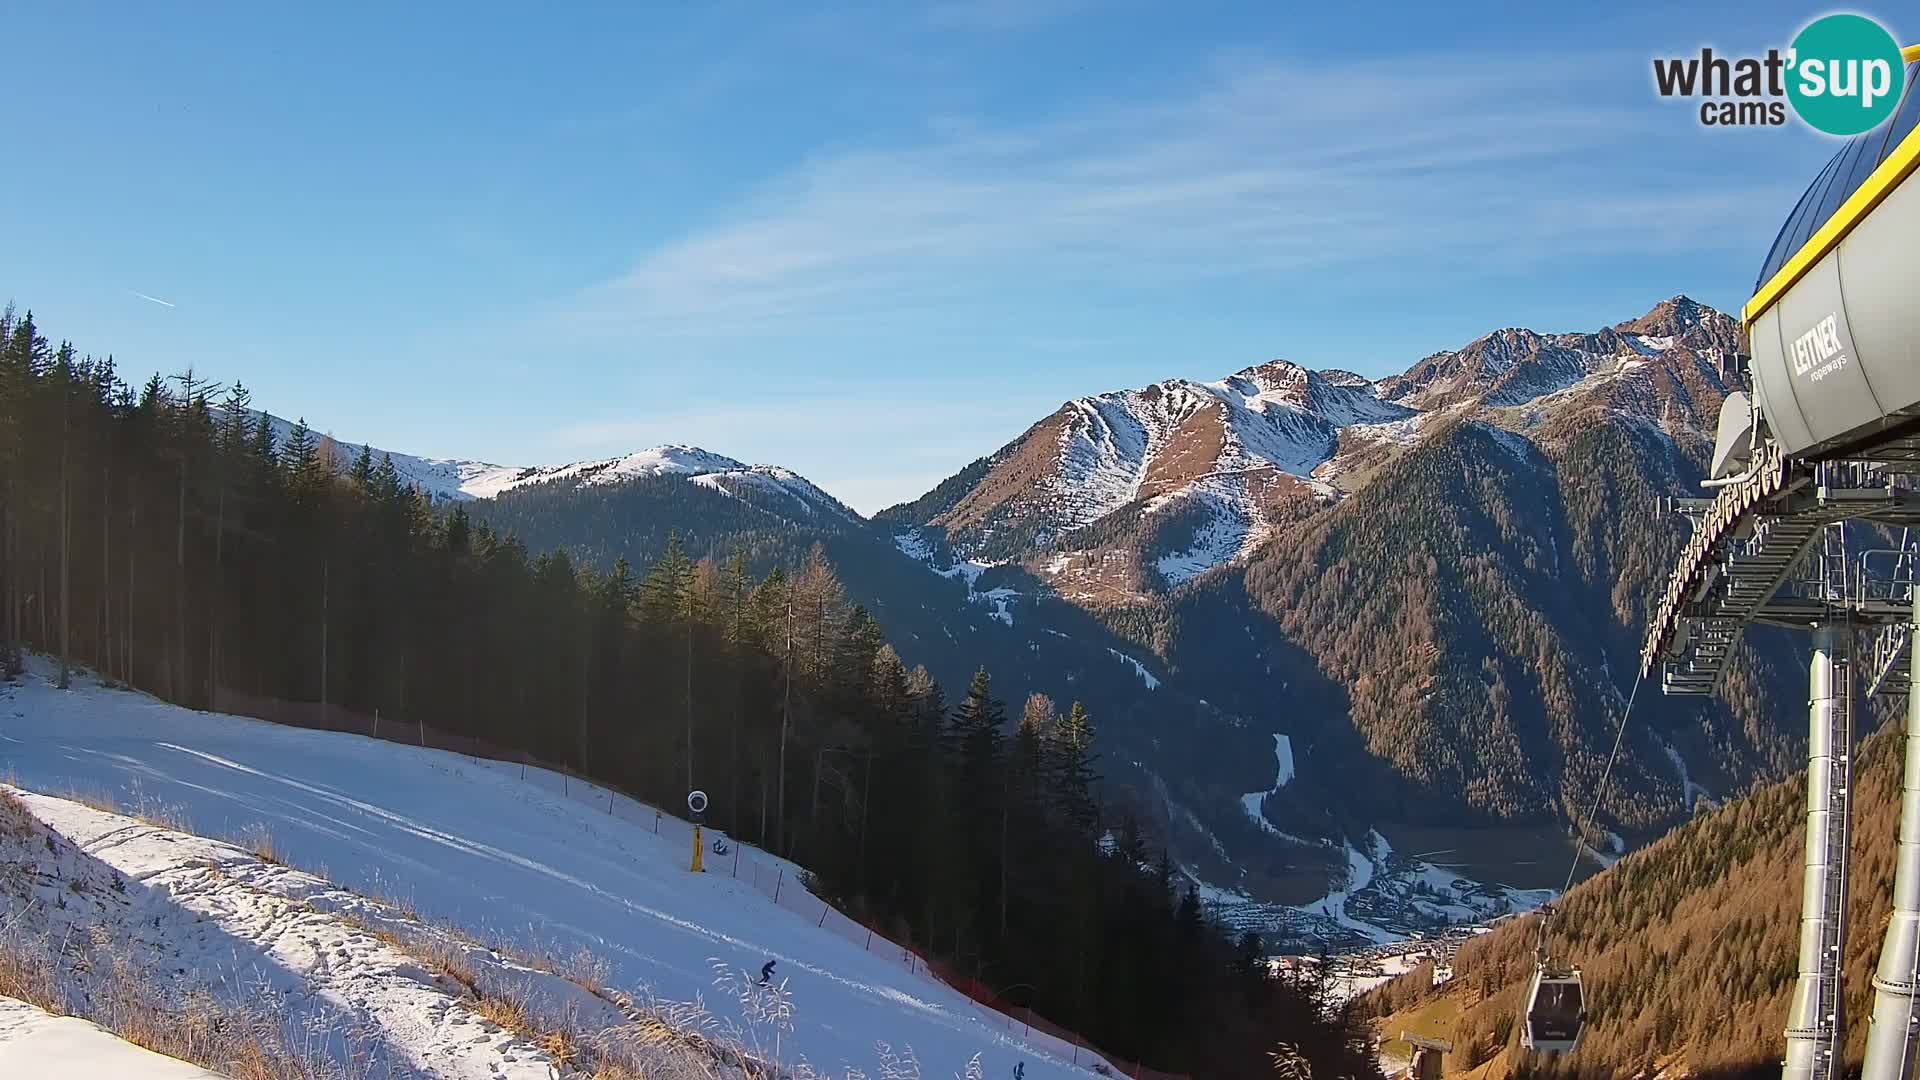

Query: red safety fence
[[209, 687, 1187, 1080]]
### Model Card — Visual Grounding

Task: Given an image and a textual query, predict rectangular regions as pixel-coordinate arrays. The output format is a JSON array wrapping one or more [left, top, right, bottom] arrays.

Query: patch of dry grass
[[45, 781, 194, 833], [469, 977, 534, 1033], [0, 924, 370, 1080], [130, 794, 193, 833], [412, 934, 481, 997], [489, 934, 616, 1002], [563, 944, 613, 999], [0, 926, 66, 1013], [346, 916, 791, 1079], [0, 785, 37, 841], [233, 822, 282, 864], [56, 784, 121, 815]]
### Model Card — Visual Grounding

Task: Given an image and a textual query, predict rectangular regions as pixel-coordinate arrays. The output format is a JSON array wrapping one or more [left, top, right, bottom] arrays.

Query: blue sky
[[0, 2, 1895, 512]]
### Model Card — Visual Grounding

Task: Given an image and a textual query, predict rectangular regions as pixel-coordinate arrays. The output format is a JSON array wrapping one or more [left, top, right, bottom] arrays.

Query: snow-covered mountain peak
[[1317, 369, 1376, 389], [453, 445, 857, 520], [240, 412, 848, 518], [1616, 294, 1714, 339], [483, 444, 754, 496], [896, 296, 1743, 598], [605, 444, 750, 477], [1225, 359, 1314, 396]]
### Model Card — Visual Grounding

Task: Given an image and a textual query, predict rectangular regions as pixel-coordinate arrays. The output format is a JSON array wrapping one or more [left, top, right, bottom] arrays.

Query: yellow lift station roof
[[1747, 48, 1920, 324]]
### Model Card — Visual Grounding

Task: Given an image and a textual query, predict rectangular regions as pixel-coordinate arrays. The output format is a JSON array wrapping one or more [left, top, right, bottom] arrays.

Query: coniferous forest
[[0, 308, 1379, 1078]]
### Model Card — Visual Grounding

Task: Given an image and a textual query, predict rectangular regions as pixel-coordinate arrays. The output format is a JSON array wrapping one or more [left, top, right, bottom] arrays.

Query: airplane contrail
[[132, 291, 176, 309]]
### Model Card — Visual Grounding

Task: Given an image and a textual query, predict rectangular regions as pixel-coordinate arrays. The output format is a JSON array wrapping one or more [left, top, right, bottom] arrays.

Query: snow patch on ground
[[978, 587, 1018, 627], [1482, 424, 1536, 465], [1664, 741, 1716, 811], [0, 997, 222, 1079], [1106, 649, 1160, 690], [1179, 867, 1252, 907], [1268, 734, 1296, 787], [1294, 836, 1398, 945], [1237, 735, 1299, 840], [1153, 503, 1249, 585], [1578, 829, 1627, 870], [893, 533, 1022, 627]]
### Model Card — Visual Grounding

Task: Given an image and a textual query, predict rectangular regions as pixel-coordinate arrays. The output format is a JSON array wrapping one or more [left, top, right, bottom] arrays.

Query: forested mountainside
[[0, 293, 1816, 960], [889, 297, 1806, 839], [1360, 717, 1908, 1078], [0, 307, 1377, 1079], [464, 464, 1342, 898]]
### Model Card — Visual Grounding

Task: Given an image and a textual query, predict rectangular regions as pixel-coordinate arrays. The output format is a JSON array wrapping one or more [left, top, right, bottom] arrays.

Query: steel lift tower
[[1642, 46, 1920, 1080]]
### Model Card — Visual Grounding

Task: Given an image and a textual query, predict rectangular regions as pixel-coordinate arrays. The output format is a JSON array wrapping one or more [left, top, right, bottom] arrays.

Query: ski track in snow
[[0, 663, 1113, 1079]]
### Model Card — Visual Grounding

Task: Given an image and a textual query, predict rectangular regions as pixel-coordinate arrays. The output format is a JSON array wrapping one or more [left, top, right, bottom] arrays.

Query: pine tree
[[350, 443, 375, 493], [249, 412, 275, 465], [639, 531, 692, 625], [372, 454, 403, 503], [282, 419, 318, 497], [1050, 700, 1101, 837], [719, 549, 751, 646]]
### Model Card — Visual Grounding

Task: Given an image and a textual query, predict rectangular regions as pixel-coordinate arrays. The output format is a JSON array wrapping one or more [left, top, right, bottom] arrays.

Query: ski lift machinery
[[1634, 45, 1920, 1080]]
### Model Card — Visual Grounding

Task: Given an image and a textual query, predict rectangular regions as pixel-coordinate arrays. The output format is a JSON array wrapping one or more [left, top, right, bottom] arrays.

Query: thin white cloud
[[563, 49, 1801, 342], [550, 395, 1035, 455], [132, 291, 176, 309]]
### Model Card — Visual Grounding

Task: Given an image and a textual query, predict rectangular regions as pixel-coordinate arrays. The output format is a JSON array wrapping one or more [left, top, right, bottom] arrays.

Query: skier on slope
[[760, 959, 777, 985], [1013, 1063, 1025, 1079]]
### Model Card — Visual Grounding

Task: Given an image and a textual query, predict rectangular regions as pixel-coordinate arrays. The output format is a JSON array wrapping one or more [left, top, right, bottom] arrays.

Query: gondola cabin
[[1522, 967, 1585, 1053]]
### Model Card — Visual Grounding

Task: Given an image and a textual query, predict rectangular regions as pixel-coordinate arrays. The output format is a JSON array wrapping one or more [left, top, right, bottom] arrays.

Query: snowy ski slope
[[0, 663, 1115, 1079]]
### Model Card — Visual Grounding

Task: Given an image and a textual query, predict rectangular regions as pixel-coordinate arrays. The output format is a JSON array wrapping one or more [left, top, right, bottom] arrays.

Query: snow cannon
[[688, 790, 708, 872]]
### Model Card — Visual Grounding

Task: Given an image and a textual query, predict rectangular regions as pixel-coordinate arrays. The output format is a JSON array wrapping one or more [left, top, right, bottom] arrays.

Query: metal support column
[[1786, 624, 1852, 1080], [1863, 586, 1920, 1080]]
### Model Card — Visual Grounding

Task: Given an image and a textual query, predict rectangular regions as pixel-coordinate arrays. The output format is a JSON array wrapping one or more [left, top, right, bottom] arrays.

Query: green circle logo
[[1787, 14, 1906, 135]]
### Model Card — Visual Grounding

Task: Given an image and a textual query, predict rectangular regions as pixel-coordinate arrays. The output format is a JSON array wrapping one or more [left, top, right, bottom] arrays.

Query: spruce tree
[[350, 443, 375, 493], [639, 531, 692, 625], [1051, 700, 1101, 837]]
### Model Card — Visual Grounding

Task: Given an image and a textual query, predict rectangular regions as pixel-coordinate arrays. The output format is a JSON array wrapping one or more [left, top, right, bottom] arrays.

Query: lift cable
[[1539, 669, 1648, 961]]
